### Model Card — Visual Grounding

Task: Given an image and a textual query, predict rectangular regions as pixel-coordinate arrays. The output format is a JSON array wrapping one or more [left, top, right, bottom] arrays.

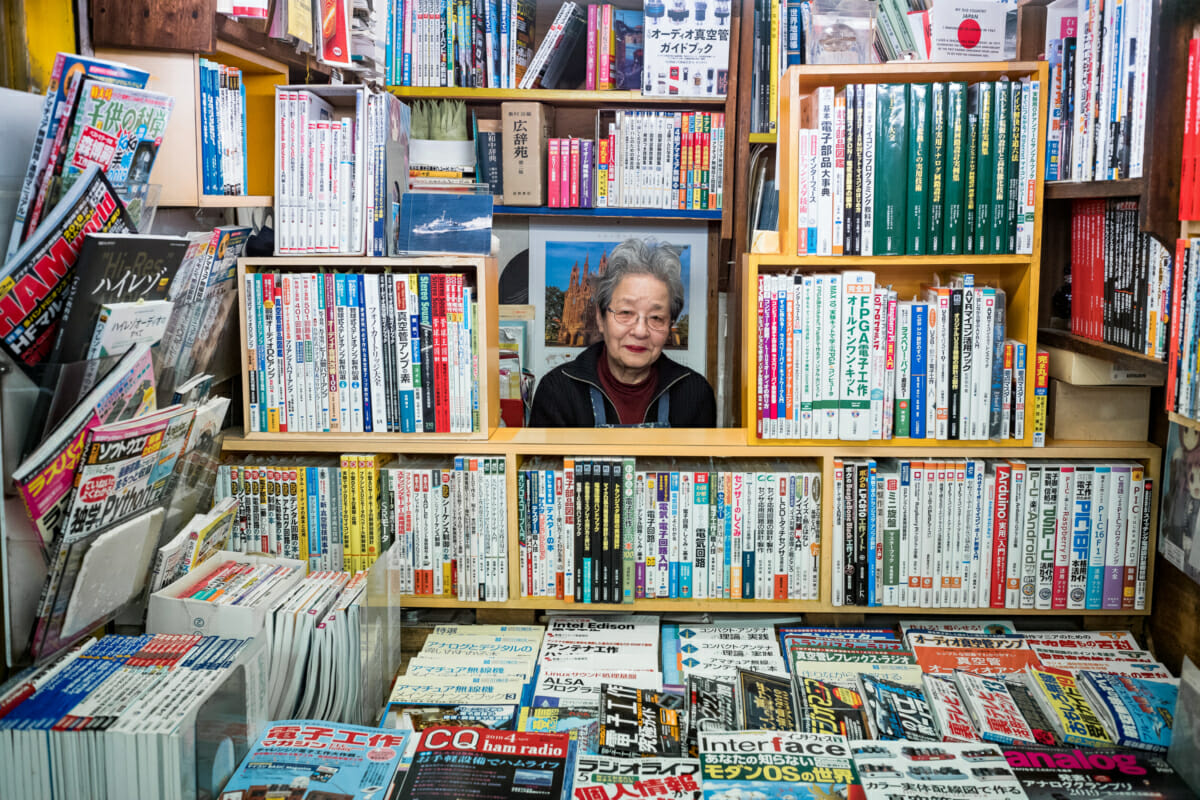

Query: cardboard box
[[1045, 345, 1164, 386], [147, 551, 305, 638], [1048, 380, 1150, 442], [501, 102, 553, 205]]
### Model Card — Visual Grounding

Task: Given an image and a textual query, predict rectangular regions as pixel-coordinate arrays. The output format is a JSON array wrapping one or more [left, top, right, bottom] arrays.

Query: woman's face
[[597, 273, 672, 383]]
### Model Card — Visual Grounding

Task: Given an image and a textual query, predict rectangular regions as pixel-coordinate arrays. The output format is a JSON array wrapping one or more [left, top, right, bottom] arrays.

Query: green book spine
[[943, 82, 966, 255], [1007, 80, 1022, 254], [906, 82, 931, 255], [622, 456, 636, 603], [974, 81, 995, 256], [928, 82, 947, 255], [991, 80, 1010, 255], [874, 83, 909, 256], [964, 85, 980, 255]]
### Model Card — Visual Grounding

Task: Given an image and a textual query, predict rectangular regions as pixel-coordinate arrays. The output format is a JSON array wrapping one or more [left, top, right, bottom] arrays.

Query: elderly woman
[[529, 239, 716, 427]]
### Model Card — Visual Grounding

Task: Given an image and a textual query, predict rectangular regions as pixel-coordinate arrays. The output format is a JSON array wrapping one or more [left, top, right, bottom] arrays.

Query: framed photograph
[[527, 219, 708, 381]]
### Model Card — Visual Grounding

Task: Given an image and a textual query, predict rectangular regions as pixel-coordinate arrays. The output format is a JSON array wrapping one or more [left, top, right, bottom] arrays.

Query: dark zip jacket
[[528, 342, 716, 427]]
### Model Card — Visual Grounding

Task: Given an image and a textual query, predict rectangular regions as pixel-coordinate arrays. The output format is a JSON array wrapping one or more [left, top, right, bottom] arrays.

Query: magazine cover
[[921, 673, 979, 742], [737, 668, 798, 731], [1076, 671, 1178, 753], [13, 344, 156, 546], [597, 683, 683, 757], [641, 0, 729, 97], [48, 232, 187, 365], [394, 726, 574, 800], [1004, 747, 1195, 800], [685, 674, 737, 756], [572, 755, 701, 800], [793, 675, 870, 739], [385, 703, 521, 732], [852, 740, 1025, 800], [857, 675, 939, 741], [31, 405, 194, 658], [1026, 666, 1113, 747], [0, 165, 134, 374], [218, 720, 410, 800], [953, 671, 1039, 746], [58, 81, 174, 199], [519, 706, 600, 754], [8, 52, 149, 258], [396, 193, 494, 255], [1160, 421, 1200, 587], [698, 731, 862, 800]]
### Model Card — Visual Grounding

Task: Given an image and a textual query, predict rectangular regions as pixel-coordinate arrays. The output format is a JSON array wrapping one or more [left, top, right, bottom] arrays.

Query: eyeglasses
[[605, 307, 671, 332]]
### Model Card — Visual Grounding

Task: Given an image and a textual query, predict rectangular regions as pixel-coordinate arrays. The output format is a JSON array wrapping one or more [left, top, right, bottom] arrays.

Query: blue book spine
[[356, 274, 373, 432], [1045, 40, 1062, 181], [1085, 465, 1110, 609], [669, 471, 680, 598], [910, 303, 928, 438], [306, 467, 321, 566], [200, 60, 215, 194], [785, 2, 803, 65], [867, 459, 878, 606], [239, 78, 249, 192]]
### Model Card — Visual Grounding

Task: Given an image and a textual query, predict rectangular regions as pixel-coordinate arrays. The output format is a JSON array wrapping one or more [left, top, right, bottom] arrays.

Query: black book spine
[[609, 458, 622, 604], [853, 82, 866, 255], [1103, 200, 1114, 345], [574, 460, 584, 602], [948, 288, 963, 439], [843, 462, 857, 604], [592, 462, 604, 604], [855, 462, 869, 606], [1062, 37, 1077, 179]]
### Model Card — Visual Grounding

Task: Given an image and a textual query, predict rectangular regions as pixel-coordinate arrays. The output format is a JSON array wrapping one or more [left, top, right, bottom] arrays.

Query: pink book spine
[[548, 139, 560, 207], [560, 139, 571, 208], [599, 4, 613, 90], [586, 5, 598, 90], [569, 138, 581, 207]]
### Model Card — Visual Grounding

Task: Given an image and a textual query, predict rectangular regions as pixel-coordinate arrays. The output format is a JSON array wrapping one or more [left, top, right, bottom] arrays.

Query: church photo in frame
[[526, 218, 709, 384]]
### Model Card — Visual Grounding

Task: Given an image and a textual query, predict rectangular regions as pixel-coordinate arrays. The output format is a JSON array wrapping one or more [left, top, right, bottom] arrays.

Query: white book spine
[[839, 270, 875, 440], [897, 461, 911, 607], [895, 302, 912, 438], [1130, 0, 1151, 178], [1020, 465, 1041, 609], [972, 288, 991, 440], [816, 86, 835, 255], [820, 274, 842, 438], [861, 84, 876, 256]]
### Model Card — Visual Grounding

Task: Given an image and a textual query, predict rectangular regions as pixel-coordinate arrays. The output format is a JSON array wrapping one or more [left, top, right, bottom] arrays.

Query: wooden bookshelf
[[1037, 328, 1168, 378], [236, 256, 500, 442], [492, 206, 722, 220], [221, 427, 1160, 613], [95, 41, 287, 208], [389, 87, 728, 106], [1043, 179, 1144, 200]]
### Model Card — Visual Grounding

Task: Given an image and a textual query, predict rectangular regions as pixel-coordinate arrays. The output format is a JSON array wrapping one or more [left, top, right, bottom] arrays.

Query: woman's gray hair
[[593, 239, 686, 321]]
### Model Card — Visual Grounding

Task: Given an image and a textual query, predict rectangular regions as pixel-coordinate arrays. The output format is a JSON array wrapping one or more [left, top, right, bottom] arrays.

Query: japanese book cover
[[736, 668, 797, 732], [597, 683, 683, 757], [685, 674, 736, 757], [852, 740, 1025, 800], [573, 755, 702, 800], [1076, 671, 1178, 753], [1002, 674, 1061, 747], [857, 674, 938, 741], [1003, 746, 1194, 800], [1025, 666, 1113, 748], [792, 675, 870, 740], [641, 0, 729, 98], [699, 731, 861, 800], [394, 726, 574, 800], [953, 671, 1039, 746], [921, 673, 979, 742]]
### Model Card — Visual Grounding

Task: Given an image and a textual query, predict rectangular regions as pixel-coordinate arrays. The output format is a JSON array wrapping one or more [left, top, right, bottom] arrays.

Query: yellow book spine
[[341, 454, 356, 571], [768, 0, 780, 133], [297, 467, 309, 572]]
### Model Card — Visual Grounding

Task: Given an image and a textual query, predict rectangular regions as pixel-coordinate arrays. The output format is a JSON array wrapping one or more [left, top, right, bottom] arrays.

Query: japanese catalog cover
[[218, 720, 411, 800], [793, 675, 870, 740], [698, 731, 863, 800], [737, 668, 798, 731], [640, 0, 730, 97], [857, 675, 938, 742], [1003, 747, 1195, 800], [572, 755, 702, 800], [851, 740, 1026, 800], [394, 726, 575, 800]]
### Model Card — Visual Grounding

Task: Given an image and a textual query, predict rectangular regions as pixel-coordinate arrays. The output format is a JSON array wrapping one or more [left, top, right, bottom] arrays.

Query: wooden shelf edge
[[1043, 178, 1145, 200], [221, 428, 1158, 458], [387, 86, 728, 106], [1036, 328, 1168, 376], [493, 206, 722, 220], [197, 194, 273, 208], [396, 597, 1151, 614], [749, 254, 1034, 267], [1168, 411, 1200, 433]]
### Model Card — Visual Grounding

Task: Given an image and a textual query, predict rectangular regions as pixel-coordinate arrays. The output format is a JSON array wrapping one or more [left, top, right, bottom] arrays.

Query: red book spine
[[990, 463, 1011, 608], [548, 139, 560, 208], [1168, 239, 1188, 411], [560, 140, 571, 208], [1092, 200, 1103, 341], [1071, 203, 1082, 335], [680, 112, 691, 210], [1051, 467, 1074, 609], [756, 274, 766, 438], [1182, 41, 1196, 220], [432, 274, 448, 432]]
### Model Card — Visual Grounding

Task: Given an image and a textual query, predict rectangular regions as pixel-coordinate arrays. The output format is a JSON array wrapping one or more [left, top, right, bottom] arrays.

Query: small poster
[[930, 1, 1010, 62], [641, 0, 730, 97]]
